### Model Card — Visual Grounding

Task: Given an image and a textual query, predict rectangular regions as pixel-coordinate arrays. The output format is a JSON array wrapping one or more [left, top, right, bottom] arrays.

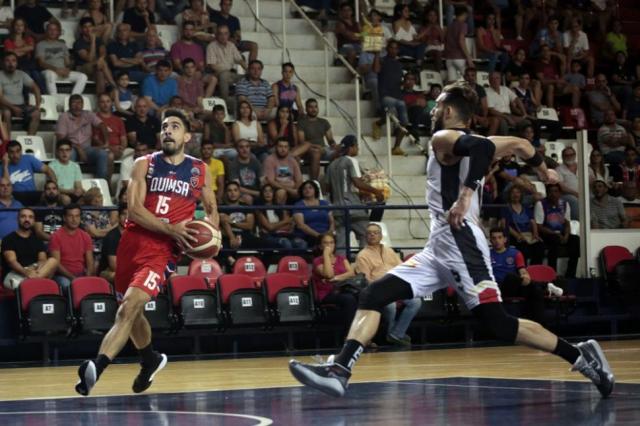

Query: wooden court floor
[[0, 339, 638, 401]]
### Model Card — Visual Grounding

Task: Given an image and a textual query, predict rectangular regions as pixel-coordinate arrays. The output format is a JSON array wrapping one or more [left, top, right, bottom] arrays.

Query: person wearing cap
[[324, 135, 385, 254]]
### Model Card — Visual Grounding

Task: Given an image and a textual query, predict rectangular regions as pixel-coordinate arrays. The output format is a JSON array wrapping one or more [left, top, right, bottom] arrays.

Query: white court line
[[0, 410, 273, 425]]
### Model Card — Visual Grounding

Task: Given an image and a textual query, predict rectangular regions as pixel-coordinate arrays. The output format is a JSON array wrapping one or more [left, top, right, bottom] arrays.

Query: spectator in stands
[[264, 138, 303, 201], [267, 105, 300, 153], [356, 222, 421, 346], [81, 187, 117, 255], [48, 139, 84, 204], [98, 204, 126, 291], [357, 10, 387, 115], [176, 61, 215, 113], [2, 140, 56, 206], [272, 62, 304, 117], [335, 2, 362, 68], [419, 8, 444, 70], [463, 68, 491, 131], [206, 24, 247, 109], [210, 0, 258, 62], [619, 181, 640, 204], [14, 0, 56, 41], [598, 109, 634, 165], [586, 74, 621, 127], [604, 19, 627, 61], [564, 59, 586, 91], [171, 21, 206, 74], [74, 17, 116, 97], [591, 179, 628, 229], [297, 98, 338, 181], [1, 207, 57, 290], [36, 21, 88, 95], [112, 71, 136, 118], [126, 97, 161, 149], [476, 13, 509, 74], [167, 96, 203, 133], [200, 140, 224, 202], [612, 147, 640, 189], [444, 5, 473, 83], [563, 18, 594, 78], [293, 180, 333, 247], [203, 105, 235, 159], [445, 1, 474, 36], [82, 0, 113, 43], [519, 121, 558, 170], [624, 81, 640, 122], [312, 232, 358, 333], [372, 41, 410, 156], [123, 0, 156, 39], [140, 28, 170, 74], [156, 0, 187, 25], [142, 60, 178, 115], [588, 150, 612, 186], [49, 204, 95, 289], [255, 183, 304, 250], [182, 0, 215, 43], [0, 178, 22, 239], [516, 73, 562, 141], [220, 181, 261, 251], [530, 15, 564, 60], [535, 45, 579, 109], [0, 52, 41, 136], [55, 94, 113, 182], [325, 136, 384, 253], [107, 23, 146, 84], [4, 18, 45, 94], [486, 71, 527, 136], [232, 100, 267, 159], [556, 146, 580, 220], [93, 94, 129, 162], [489, 227, 544, 323], [227, 138, 263, 204], [236, 60, 276, 121], [393, 4, 426, 65], [34, 181, 66, 241], [609, 51, 636, 107], [506, 49, 539, 97], [499, 185, 545, 265]]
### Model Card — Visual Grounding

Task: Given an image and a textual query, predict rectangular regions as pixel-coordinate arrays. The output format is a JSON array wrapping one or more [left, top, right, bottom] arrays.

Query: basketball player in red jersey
[[75, 110, 219, 396]]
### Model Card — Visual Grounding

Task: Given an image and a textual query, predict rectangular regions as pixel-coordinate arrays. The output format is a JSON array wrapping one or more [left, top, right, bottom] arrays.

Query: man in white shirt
[[486, 71, 527, 135], [563, 18, 594, 78]]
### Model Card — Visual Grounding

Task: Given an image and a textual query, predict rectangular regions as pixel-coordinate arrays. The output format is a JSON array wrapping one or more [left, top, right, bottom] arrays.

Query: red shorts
[[115, 228, 178, 298]]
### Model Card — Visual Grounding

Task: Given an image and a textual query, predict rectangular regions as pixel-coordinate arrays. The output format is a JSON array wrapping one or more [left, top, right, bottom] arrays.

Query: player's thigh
[[388, 250, 450, 299]]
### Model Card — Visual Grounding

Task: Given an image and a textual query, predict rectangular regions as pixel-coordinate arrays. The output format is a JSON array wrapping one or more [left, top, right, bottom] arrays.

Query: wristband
[[524, 152, 543, 168]]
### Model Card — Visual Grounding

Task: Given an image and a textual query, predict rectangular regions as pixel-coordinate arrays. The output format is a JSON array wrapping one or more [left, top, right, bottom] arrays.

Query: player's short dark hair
[[441, 81, 478, 124], [63, 203, 81, 216], [489, 227, 506, 237], [163, 109, 191, 132], [298, 179, 320, 200], [79, 16, 95, 27], [7, 140, 21, 151]]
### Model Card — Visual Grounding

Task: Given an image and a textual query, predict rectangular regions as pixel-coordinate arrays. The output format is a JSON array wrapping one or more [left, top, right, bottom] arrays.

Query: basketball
[[183, 220, 222, 259]]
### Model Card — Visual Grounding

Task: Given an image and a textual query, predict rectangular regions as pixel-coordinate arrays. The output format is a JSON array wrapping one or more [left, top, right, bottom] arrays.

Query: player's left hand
[[538, 168, 560, 184]]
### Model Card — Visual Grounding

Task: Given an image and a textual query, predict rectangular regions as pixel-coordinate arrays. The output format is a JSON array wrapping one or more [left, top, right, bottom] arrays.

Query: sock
[[94, 354, 111, 378], [553, 338, 580, 364], [138, 343, 156, 365], [334, 340, 364, 371]]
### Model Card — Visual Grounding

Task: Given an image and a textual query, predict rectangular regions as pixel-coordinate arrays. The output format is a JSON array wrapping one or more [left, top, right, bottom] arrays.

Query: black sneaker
[[571, 339, 615, 398], [288, 359, 351, 397], [132, 352, 167, 393], [75, 360, 97, 396]]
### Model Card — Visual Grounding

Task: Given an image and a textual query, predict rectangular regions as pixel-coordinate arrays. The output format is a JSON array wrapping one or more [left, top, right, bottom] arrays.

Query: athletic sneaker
[[132, 352, 168, 393], [547, 283, 564, 297], [571, 340, 615, 398], [75, 360, 97, 396], [288, 359, 351, 397]]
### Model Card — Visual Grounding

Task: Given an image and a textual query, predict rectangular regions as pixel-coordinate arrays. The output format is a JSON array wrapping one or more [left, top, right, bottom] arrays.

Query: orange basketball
[[183, 220, 222, 259]]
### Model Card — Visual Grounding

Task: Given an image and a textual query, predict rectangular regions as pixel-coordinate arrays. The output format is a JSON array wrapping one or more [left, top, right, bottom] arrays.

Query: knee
[[473, 302, 519, 343], [116, 298, 143, 323]]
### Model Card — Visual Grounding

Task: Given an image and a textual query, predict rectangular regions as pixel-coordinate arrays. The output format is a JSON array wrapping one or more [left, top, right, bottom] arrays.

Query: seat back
[[526, 265, 557, 283], [16, 135, 50, 161], [233, 257, 267, 285], [169, 276, 221, 327], [537, 107, 560, 121], [37, 95, 60, 121], [168, 276, 208, 307], [265, 273, 313, 323], [19, 279, 68, 334], [201, 97, 232, 121], [419, 70, 443, 91], [544, 141, 564, 164], [20, 278, 61, 312], [71, 277, 117, 332], [188, 259, 224, 284], [156, 24, 179, 50], [81, 179, 114, 206], [276, 256, 310, 282], [218, 274, 266, 325], [601, 245, 634, 275], [143, 294, 172, 330], [71, 277, 113, 310], [414, 289, 444, 319], [264, 273, 304, 304], [59, 20, 78, 48], [476, 71, 490, 88]]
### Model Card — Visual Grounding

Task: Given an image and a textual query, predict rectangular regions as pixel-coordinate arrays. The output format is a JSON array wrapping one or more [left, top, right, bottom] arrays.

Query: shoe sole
[[288, 361, 346, 398], [75, 361, 97, 396], [585, 340, 615, 398], [133, 354, 168, 394]]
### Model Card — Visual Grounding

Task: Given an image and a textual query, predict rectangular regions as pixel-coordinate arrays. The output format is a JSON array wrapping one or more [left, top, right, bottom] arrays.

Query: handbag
[[335, 273, 368, 295]]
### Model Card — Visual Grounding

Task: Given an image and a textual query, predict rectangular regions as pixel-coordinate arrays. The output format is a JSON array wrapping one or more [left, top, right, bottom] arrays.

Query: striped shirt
[[235, 78, 273, 109]]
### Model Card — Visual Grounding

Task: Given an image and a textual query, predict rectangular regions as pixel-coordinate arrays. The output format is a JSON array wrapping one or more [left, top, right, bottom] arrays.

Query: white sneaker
[[547, 283, 563, 297]]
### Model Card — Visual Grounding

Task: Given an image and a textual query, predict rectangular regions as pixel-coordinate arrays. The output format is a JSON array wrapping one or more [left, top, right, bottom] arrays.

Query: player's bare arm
[[200, 163, 220, 229], [127, 157, 198, 248], [488, 136, 560, 184]]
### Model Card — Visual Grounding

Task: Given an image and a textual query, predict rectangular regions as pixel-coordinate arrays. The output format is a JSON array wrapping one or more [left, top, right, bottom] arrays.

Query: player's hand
[[446, 189, 473, 230], [537, 168, 560, 184], [169, 220, 199, 250]]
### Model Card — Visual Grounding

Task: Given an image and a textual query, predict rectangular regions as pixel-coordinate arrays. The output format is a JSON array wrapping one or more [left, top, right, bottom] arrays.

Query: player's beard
[[162, 139, 181, 156]]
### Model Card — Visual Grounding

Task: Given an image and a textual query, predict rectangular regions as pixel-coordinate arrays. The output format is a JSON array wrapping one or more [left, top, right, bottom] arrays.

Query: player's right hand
[[446, 188, 473, 230], [169, 220, 199, 250]]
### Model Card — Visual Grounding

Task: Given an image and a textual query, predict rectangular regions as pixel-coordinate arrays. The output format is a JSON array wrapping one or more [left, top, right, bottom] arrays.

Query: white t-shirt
[[486, 86, 517, 114], [563, 31, 590, 56], [556, 164, 579, 193]]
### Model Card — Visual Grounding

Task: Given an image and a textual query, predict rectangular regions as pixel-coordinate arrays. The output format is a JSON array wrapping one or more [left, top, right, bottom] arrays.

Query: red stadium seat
[[277, 256, 310, 283], [169, 276, 209, 307], [233, 256, 267, 285], [264, 273, 314, 323], [168, 276, 221, 328], [600, 246, 633, 277], [17, 279, 69, 335], [217, 274, 267, 325], [526, 265, 557, 283], [70, 277, 117, 332], [188, 259, 224, 284]]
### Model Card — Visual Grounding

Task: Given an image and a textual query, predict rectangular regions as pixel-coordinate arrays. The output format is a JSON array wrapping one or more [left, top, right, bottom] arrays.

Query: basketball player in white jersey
[[289, 82, 615, 399]]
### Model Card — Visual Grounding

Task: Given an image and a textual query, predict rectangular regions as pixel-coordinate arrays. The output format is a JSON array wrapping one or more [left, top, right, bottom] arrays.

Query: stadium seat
[[16, 135, 51, 161], [233, 257, 267, 285], [17, 278, 69, 336], [526, 265, 557, 283], [156, 24, 179, 50], [143, 293, 172, 331], [69, 277, 117, 333], [168, 276, 222, 328], [81, 179, 114, 206], [532, 181, 546, 197], [599, 245, 634, 281], [476, 71, 490, 88], [59, 20, 78, 48], [277, 256, 311, 284], [537, 107, 560, 122], [218, 274, 268, 325], [264, 273, 315, 323], [200, 97, 233, 121], [414, 288, 446, 320], [544, 141, 564, 164], [419, 70, 443, 91], [188, 259, 224, 284], [36, 95, 60, 121]]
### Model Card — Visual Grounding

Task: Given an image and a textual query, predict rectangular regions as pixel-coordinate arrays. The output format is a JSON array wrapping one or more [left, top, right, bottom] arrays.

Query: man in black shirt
[[99, 204, 126, 294], [125, 98, 161, 149], [34, 181, 66, 242], [2, 207, 58, 290], [122, 0, 156, 38], [14, 0, 57, 40]]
